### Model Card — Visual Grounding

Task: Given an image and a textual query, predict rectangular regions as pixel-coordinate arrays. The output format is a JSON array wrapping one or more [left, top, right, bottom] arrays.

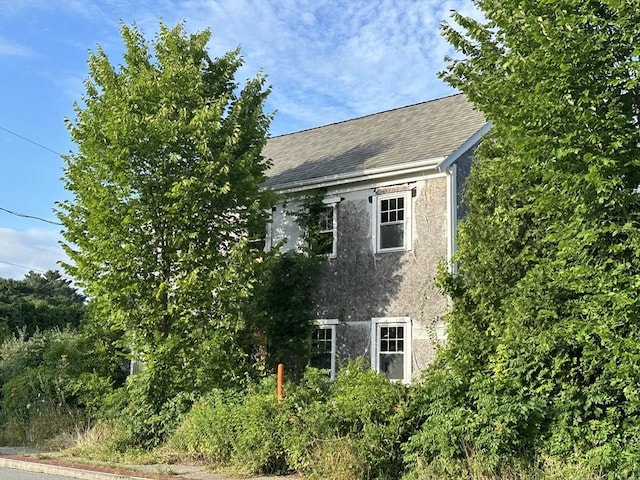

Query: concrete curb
[[0, 454, 302, 480], [0, 456, 149, 480]]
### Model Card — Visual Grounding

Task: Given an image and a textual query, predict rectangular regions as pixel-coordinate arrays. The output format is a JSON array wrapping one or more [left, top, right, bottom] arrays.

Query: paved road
[[0, 466, 77, 480]]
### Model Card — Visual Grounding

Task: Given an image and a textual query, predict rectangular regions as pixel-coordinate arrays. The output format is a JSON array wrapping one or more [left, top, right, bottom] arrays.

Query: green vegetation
[[165, 362, 410, 479], [59, 364, 603, 480], [56, 21, 274, 445], [0, 327, 121, 446], [403, 1, 639, 479], [244, 191, 331, 378], [0, 270, 86, 342], [246, 251, 321, 378]]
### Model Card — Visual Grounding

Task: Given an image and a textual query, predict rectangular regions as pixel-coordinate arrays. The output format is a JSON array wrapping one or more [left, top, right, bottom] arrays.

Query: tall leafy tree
[[57, 22, 272, 438], [407, 1, 640, 477], [0, 270, 86, 341]]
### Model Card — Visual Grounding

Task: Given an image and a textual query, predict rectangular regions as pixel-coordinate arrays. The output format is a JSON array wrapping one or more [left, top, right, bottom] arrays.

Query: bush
[[315, 360, 409, 480], [1, 366, 77, 445], [168, 389, 236, 464], [100, 369, 198, 451], [169, 361, 409, 479], [0, 328, 116, 446], [169, 377, 288, 475]]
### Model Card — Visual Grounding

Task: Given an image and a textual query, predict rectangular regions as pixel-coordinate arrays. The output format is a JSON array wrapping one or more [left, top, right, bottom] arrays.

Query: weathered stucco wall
[[310, 174, 450, 376], [268, 173, 452, 378]]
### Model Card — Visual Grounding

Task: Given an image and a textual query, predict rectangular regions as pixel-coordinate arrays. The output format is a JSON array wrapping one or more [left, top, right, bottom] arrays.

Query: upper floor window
[[315, 205, 336, 256], [373, 190, 412, 253], [380, 196, 405, 249]]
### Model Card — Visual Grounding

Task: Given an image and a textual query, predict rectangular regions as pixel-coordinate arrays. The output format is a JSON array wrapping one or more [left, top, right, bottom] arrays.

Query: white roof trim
[[268, 156, 446, 194], [436, 122, 492, 173]]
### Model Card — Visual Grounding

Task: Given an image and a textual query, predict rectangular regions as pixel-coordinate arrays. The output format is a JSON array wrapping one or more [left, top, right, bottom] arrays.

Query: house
[[262, 93, 489, 382]]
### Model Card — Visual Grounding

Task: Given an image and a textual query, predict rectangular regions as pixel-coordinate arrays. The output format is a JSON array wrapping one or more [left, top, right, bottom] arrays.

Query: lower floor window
[[310, 320, 337, 379], [371, 317, 412, 383], [379, 325, 405, 380]]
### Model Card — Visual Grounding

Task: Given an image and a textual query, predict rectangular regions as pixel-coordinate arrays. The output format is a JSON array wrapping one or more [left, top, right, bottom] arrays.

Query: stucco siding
[[310, 175, 449, 377]]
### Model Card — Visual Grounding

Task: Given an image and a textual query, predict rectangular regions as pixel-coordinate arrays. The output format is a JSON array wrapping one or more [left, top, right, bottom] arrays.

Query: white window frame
[[311, 319, 338, 379], [320, 197, 340, 258], [315, 205, 337, 257], [372, 191, 412, 253], [371, 317, 412, 383]]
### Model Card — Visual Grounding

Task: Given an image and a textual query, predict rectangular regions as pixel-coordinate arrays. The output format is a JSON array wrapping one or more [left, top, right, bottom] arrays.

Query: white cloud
[[0, 228, 69, 280], [131, 0, 480, 133], [0, 38, 34, 57], [25, 0, 478, 134]]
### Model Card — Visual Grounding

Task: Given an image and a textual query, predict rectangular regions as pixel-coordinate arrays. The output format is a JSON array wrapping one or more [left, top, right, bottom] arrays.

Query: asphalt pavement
[[0, 466, 82, 480]]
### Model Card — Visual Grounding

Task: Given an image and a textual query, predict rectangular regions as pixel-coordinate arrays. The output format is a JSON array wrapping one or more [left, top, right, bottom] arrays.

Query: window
[[310, 319, 337, 379], [373, 191, 412, 252], [308, 197, 339, 257], [315, 206, 335, 256], [248, 236, 266, 252], [371, 317, 412, 383]]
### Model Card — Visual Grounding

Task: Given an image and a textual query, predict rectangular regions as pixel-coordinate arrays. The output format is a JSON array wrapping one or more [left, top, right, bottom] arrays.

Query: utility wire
[[0, 260, 48, 274], [0, 125, 62, 156], [0, 206, 63, 226]]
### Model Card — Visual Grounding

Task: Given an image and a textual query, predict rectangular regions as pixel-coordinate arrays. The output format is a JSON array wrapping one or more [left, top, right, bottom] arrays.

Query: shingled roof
[[262, 93, 487, 191]]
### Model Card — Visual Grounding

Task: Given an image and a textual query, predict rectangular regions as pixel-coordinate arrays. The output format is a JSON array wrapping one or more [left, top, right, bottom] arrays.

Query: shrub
[[169, 377, 289, 475], [168, 389, 236, 464], [0, 328, 116, 446], [279, 367, 333, 471], [101, 369, 199, 451], [1, 366, 76, 445], [229, 379, 288, 475], [318, 360, 409, 480], [169, 362, 409, 479]]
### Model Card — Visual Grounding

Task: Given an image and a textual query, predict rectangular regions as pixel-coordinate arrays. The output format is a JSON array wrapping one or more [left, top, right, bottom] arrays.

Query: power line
[[0, 125, 62, 156], [0, 206, 63, 226], [0, 260, 48, 274]]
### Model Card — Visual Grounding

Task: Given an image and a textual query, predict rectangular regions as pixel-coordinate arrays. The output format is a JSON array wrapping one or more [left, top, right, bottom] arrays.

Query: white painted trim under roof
[[269, 156, 446, 194], [446, 164, 457, 271]]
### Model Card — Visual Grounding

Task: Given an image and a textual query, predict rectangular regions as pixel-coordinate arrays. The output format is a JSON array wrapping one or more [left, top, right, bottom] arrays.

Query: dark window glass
[[313, 206, 334, 255], [380, 353, 404, 380], [379, 325, 405, 380], [310, 327, 332, 371], [380, 224, 403, 249], [379, 196, 405, 249]]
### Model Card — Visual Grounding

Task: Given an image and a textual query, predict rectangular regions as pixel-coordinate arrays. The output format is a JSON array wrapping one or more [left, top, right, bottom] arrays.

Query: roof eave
[[436, 122, 493, 173], [266, 156, 447, 194]]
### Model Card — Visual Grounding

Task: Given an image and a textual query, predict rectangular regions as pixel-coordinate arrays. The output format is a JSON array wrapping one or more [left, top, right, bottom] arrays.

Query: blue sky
[[0, 0, 477, 279]]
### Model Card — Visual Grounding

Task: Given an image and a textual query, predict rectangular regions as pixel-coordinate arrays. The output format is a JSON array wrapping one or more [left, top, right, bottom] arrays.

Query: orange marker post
[[277, 363, 284, 400]]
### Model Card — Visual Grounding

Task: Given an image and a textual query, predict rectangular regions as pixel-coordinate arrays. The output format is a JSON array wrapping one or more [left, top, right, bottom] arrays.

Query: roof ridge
[[269, 92, 465, 139]]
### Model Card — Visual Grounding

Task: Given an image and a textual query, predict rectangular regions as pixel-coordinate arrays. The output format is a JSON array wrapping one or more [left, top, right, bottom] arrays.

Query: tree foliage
[[247, 251, 321, 377], [0, 270, 86, 342], [57, 21, 273, 438], [407, 1, 640, 477], [244, 192, 329, 378]]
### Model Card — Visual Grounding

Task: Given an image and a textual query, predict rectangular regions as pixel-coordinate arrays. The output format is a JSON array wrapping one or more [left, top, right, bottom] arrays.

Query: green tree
[[0, 270, 86, 341], [406, 1, 639, 477], [57, 22, 272, 443]]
